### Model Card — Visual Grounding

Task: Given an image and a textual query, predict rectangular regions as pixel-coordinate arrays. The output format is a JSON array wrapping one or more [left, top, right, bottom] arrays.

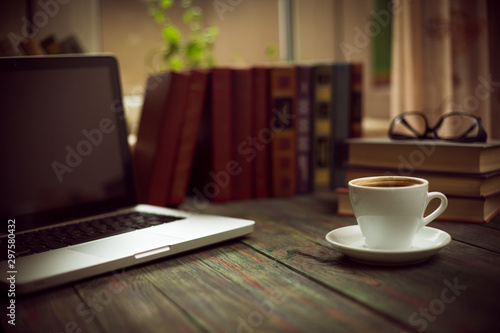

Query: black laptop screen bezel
[[0, 55, 138, 232]]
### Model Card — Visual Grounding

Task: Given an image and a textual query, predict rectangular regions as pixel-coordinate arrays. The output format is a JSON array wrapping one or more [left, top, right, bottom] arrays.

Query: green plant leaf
[[162, 25, 182, 43], [163, 43, 179, 60], [159, 0, 173, 9], [168, 56, 184, 70], [186, 41, 204, 60], [150, 8, 165, 23], [147, 0, 218, 70]]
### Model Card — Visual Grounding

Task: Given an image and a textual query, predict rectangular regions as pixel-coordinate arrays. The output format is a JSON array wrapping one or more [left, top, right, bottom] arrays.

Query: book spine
[[134, 72, 172, 203], [21, 37, 45, 55], [349, 63, 363, 138], [252, 67, 271, 198], [345, 164, 500, 198], [232, 68, 254, 200], [347, 140, 492, 173], [148, 72, 191, 206], [0, 37, 26, 56], [270, 66, 297, 197], [296, 65, 313, 194], [331, 63, 351, 190], [41, 35, 61, 54], [210, 68, 233, 202], [168, 70, 209, 206], [335, 187, 499, 223], [312, 65, 333, 191]]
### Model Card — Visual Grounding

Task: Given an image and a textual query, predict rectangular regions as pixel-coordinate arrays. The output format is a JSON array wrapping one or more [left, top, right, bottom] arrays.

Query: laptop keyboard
[[0, 212, 185, 260]]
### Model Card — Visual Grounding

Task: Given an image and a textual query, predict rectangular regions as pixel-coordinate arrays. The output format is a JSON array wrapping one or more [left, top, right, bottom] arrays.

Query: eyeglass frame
[[388, 111, 488, 143]]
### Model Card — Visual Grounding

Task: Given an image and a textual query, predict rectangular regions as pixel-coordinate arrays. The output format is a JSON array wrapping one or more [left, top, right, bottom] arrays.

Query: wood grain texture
[[72, 267, 202, 333], [141, 242, 408, 332], [1, 286, 103, 333], [182, 193, 500, 333], [3, 193, 500, 333]]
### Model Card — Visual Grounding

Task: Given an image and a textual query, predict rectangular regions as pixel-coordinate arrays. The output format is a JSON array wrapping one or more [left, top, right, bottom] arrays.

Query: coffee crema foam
[[352, 177, 424, 188]]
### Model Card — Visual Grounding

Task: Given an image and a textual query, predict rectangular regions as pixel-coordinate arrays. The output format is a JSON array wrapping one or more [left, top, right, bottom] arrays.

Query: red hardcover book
[[270, 66, 297, 197], [147, 71, 191, 206], [210, 68, 233, 202], [134, 72, 172, 203], [252, 66, 271, 198], [232, 68, 254, 200], [168, 69, 209, 206]]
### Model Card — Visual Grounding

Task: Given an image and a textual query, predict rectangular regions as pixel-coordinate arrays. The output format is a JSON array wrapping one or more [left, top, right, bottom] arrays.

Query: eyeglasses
[[389, 111, 487, 143]]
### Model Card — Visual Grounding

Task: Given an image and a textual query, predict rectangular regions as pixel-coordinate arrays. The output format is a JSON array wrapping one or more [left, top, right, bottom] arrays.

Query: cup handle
[[421, 192, 448, 228]]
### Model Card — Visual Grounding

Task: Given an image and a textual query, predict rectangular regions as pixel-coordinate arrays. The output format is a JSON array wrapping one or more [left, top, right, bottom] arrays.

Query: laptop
[[0, 55, 254, 295]]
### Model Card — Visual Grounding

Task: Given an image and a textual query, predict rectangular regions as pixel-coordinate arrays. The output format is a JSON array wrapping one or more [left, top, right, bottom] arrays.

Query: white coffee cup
[[348, 176, 448, 250]]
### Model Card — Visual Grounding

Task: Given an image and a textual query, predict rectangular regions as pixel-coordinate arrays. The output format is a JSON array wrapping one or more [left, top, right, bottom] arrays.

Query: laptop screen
[[0, 55, 137, 232]]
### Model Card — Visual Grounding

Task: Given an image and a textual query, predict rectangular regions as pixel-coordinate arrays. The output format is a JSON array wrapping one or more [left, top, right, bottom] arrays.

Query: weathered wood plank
[[182, 194, 500, 333], [72, 266, 202, 333], [141, 241, 409, 333], [430, 218, 500, 253], [5, 193, 499, 333], [1, 286, 103, 333]]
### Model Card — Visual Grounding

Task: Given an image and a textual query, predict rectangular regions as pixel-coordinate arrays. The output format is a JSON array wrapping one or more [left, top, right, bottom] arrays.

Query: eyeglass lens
[[391, 113, 428, 138], [435, 114, 480, 140]]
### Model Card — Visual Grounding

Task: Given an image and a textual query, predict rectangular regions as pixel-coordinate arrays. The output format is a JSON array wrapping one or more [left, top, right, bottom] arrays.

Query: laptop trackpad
[[69, 231, 185, 259]]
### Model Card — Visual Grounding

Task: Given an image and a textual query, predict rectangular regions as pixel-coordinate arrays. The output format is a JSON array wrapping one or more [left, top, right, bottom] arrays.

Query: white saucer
[[325, 225, 451, 266]]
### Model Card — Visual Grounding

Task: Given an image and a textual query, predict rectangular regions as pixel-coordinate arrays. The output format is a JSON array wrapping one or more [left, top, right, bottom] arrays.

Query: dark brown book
[[348, 138, 500, 174], [134, 71, 191, 206], [147, 72, 191, 206], [345, 166, 500, 198], [168, 69, 209, 206], [59, 35, 84, 54], [330, 63, 363, 189], [21, 37, 45, 55], [252, 66, 271, 198], [134, 72, 173, 204], [232, 68, 254, 200], [336, 187, 500, 223], [349, 63, 363, 138], [0, 37, 25, 56], [270, 66, 297, 197], [41, 35, 61, 54], [331, 63, 350, 190], [210, 68, 233, 202]]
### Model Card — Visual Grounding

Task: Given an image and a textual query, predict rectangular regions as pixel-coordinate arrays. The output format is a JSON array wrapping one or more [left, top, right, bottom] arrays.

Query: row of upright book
[[336, 138, 500, 223], [133, 62, 363, 207]]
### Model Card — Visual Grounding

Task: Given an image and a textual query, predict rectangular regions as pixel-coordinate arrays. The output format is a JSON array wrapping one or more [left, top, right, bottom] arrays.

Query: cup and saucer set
[[326, 176, 452, 266]]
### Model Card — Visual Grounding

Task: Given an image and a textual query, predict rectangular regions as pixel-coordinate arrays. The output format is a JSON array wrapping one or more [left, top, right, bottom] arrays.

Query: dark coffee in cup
[[351, 176, 424, 188]]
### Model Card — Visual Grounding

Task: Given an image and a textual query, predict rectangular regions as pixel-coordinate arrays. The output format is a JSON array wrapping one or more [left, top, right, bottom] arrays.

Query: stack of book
[[133, 62, 363, 207], [336, 138, 500, 223], [0, 34, 84, 56]]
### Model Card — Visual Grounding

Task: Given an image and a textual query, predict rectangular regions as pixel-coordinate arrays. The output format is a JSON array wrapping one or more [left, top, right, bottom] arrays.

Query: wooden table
[[2, 193, 500, 333]]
